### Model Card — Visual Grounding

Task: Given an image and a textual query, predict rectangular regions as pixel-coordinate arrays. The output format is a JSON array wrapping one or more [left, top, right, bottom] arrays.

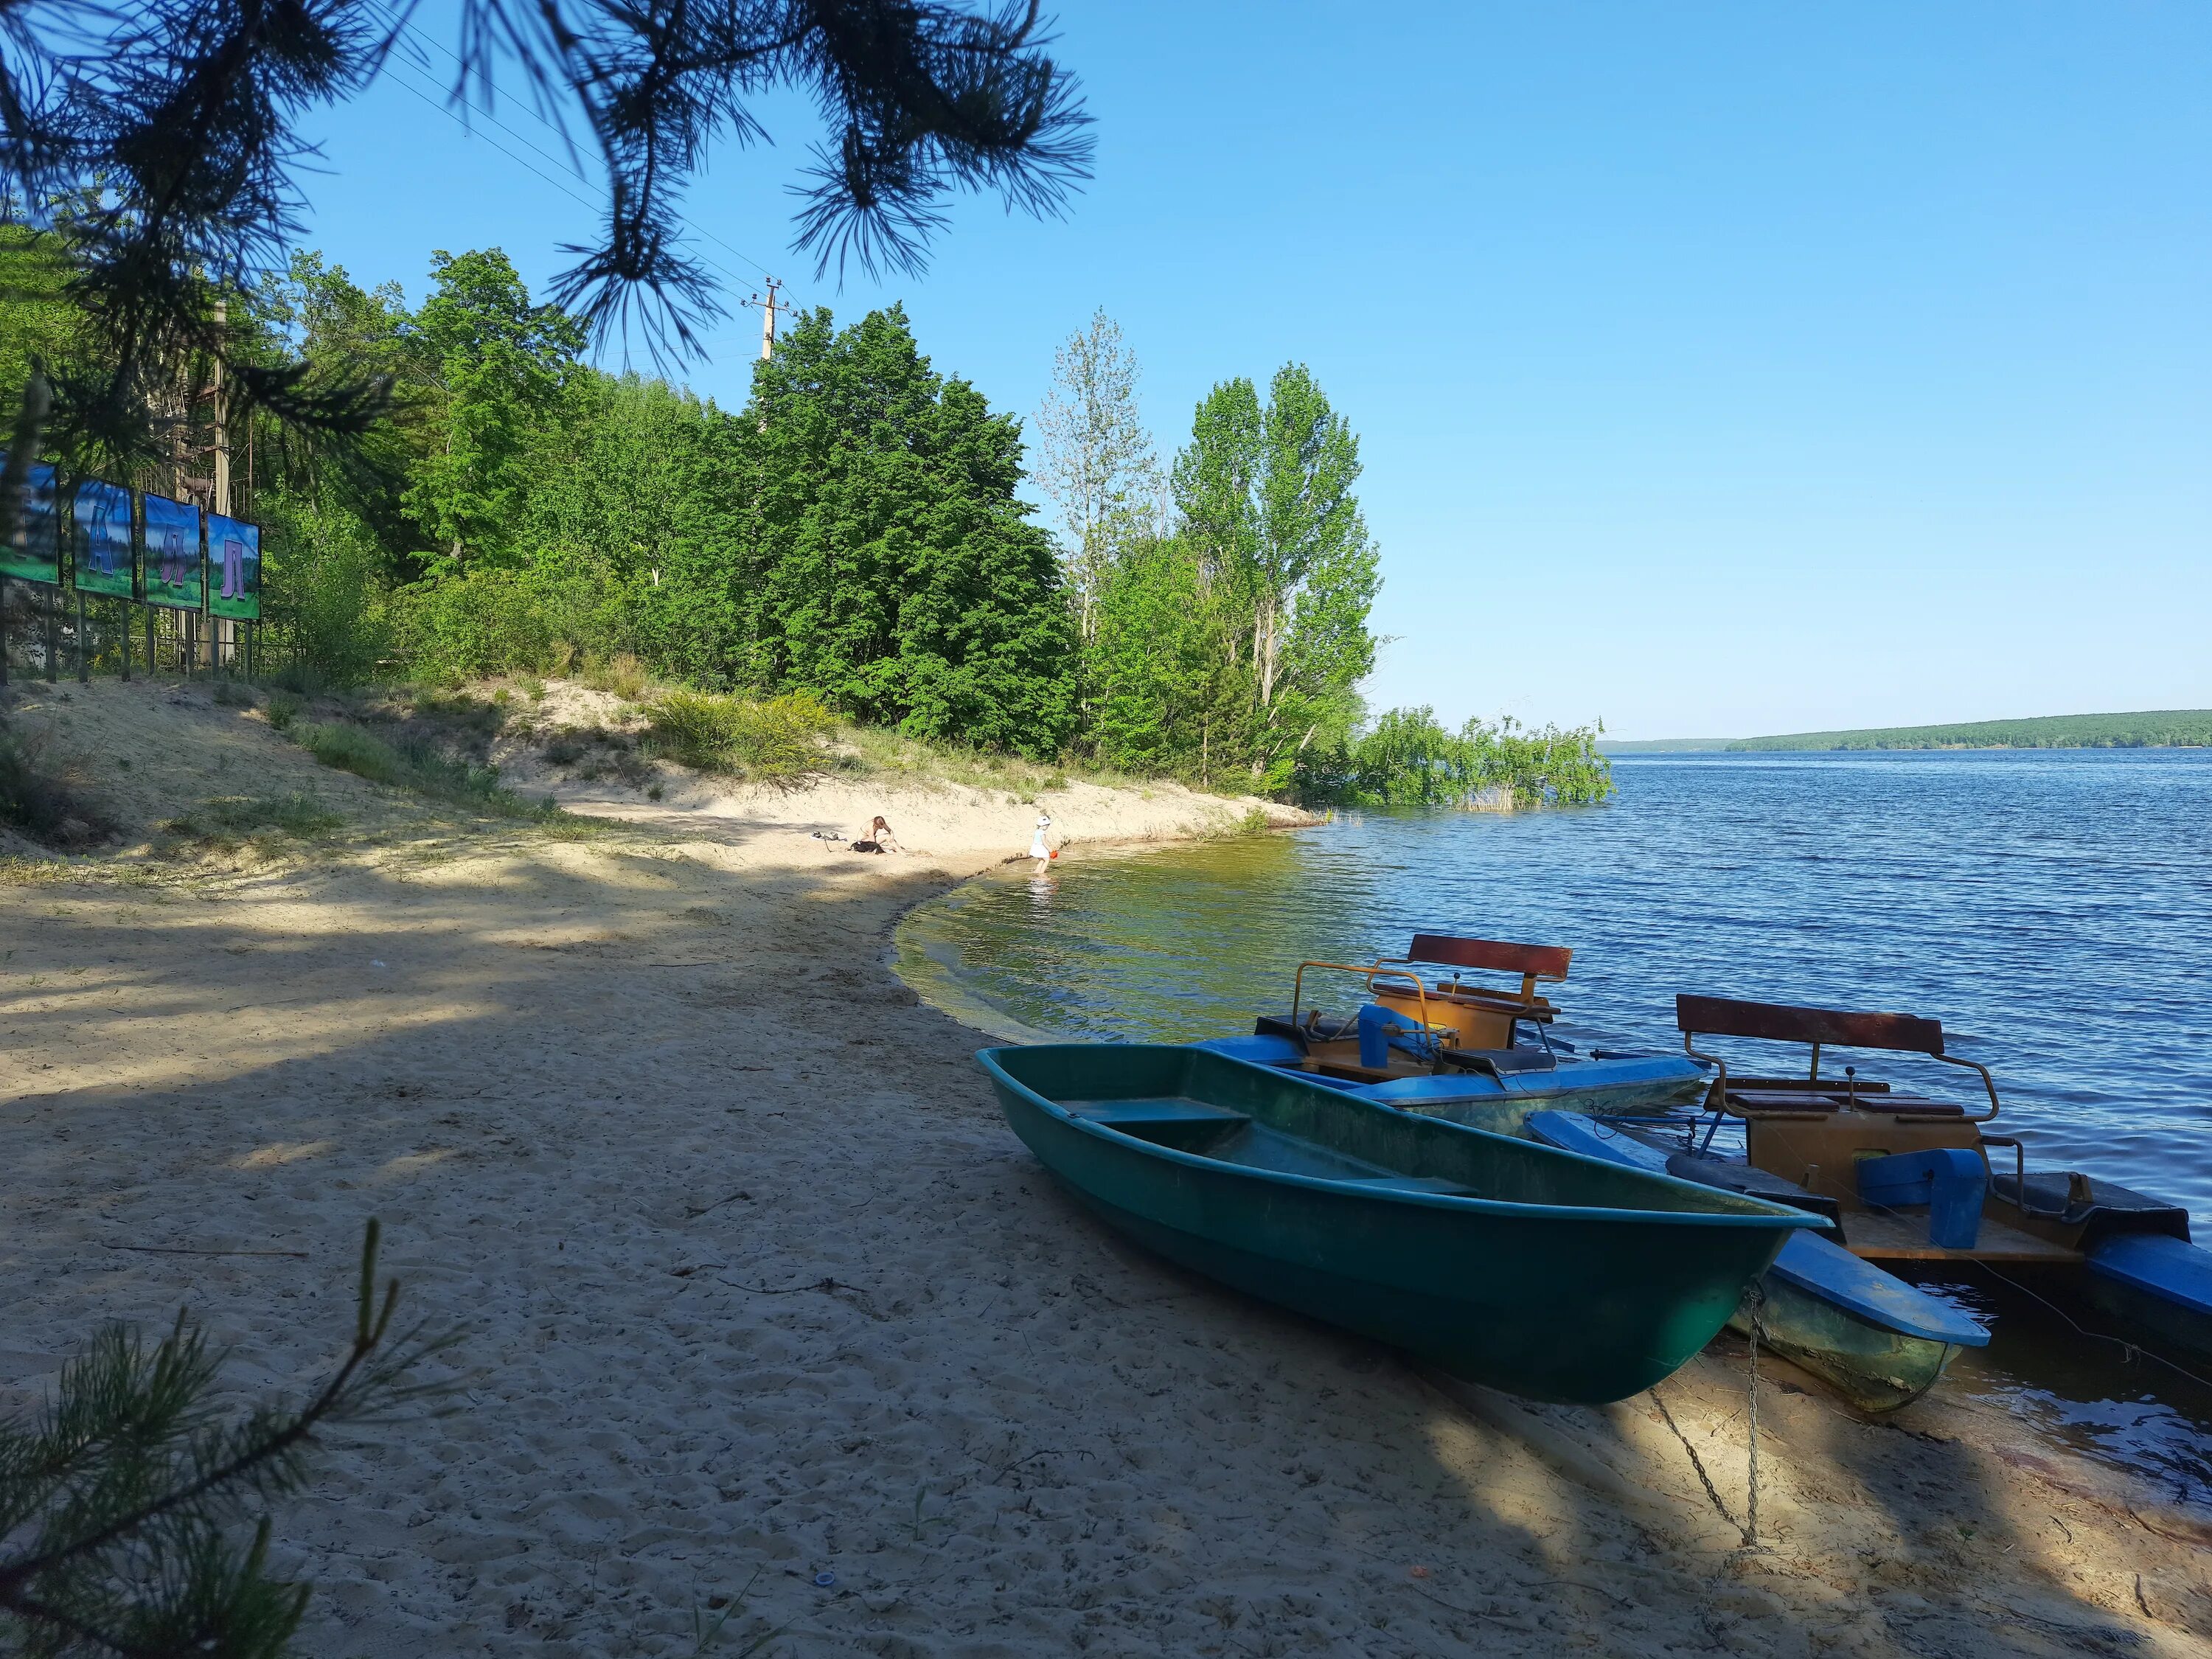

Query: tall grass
[[0, 724, 115, 847], [293, 721, 554, 819], [164, 793, 344, 849], [644, 691, 834, 782]]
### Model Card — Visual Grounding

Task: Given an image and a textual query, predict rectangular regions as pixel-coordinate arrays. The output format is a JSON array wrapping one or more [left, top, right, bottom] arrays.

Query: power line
[[361, 0, 793, 292], [371, 54, 786, 341]]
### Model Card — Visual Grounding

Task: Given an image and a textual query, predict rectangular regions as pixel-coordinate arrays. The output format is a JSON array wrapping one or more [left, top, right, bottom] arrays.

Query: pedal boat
[[1548, 994, 2211, 1408], [977, 1042, 1826, 1405], [1197, 933, 1711, 1124]]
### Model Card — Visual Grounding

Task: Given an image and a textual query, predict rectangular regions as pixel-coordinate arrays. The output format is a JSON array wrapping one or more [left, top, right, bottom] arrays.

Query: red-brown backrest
[[1675, 994, 1945, 1057], [1407, 935, 1573, 981]]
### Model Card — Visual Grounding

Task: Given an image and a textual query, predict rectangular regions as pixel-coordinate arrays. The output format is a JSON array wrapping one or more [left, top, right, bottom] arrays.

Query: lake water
[[896, 750, 2212, 1490]]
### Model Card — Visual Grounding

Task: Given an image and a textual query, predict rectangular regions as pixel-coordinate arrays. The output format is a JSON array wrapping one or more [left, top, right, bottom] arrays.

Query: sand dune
[[2, 678, 2208, 1656]]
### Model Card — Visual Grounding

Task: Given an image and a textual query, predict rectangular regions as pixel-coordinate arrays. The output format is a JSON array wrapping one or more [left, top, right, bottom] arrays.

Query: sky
[[292, 1, 2211, 741]]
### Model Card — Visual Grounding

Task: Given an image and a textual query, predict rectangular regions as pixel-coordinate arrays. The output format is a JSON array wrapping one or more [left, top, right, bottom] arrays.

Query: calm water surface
[[897, 750, 2212, 1491]]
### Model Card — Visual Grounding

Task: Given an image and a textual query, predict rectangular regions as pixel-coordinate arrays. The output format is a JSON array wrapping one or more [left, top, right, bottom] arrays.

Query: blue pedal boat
[[1615, 993, 2212, 1403], [1200, 933, 1711, 1124]]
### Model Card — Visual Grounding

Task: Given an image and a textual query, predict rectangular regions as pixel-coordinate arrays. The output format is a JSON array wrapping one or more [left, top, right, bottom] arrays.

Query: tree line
[[3, 232, 1607, 807]]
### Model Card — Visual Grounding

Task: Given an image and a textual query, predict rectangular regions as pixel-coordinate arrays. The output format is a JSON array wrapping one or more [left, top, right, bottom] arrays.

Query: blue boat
[[1202, 933, 1712, 1121], [1633, 994, 2212, 1402], [1524, 1110, 1989, 1411]]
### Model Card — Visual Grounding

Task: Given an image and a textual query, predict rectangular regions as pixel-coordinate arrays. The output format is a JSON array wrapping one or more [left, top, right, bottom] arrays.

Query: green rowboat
[[978, 1044, 1829, 1404]]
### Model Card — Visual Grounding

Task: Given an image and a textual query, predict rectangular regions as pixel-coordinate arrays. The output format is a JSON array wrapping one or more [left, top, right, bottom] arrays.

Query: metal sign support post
[[75, 588, 87, 684], [119, 597, 131, 681], [0, 572, 8, 686]]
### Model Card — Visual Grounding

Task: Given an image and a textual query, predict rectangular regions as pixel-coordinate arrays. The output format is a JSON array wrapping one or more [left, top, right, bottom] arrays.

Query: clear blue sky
[[296, 1, 2209, 740]]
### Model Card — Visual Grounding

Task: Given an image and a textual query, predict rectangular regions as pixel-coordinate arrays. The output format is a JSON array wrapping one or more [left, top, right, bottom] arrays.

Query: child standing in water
[[1029, 810, 1054, 869]]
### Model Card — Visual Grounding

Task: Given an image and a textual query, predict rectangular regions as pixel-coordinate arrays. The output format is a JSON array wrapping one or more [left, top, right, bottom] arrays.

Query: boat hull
[[1739, 1247, 1965, 1413], [1522, 1110, 1987, 1412], [982, 1045, 1819, 1405]]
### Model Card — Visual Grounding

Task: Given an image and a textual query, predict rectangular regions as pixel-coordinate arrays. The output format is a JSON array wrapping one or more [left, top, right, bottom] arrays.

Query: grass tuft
[[164, 793, 345, 849], [265, 691, 305, 732], [293, 720, 561, 821], [644, 691, 834, 782], [0, 723, 116, 848]]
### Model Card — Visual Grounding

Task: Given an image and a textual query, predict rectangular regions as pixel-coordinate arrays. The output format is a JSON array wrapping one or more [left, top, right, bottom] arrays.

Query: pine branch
[[0, 1220, 460, 1659]]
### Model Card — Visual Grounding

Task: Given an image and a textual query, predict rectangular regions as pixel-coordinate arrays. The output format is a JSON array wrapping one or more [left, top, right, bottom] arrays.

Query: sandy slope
[[2, 678, 2209, 1658]]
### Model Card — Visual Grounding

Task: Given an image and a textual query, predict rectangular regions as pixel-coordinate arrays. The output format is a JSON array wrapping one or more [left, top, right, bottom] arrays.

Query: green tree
[[405, 250, 584, 564], [740, 306, 1076, 754], [1088, 535, 1217, 775], [1164, 365, 1380, 790], [1032, 310, 1161, 646]]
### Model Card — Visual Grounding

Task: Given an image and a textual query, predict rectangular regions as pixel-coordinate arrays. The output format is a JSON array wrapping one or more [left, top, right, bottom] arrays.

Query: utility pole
[[211, 296, 231, 672], [745, 278, 790, 358]]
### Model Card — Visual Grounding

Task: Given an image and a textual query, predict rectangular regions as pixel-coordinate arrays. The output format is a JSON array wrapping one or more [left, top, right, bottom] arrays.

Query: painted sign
[[142, 492, 204, 611], [70, 478, 136, 598], [0, 452, 63, 585], [206, 512, 260, 620]]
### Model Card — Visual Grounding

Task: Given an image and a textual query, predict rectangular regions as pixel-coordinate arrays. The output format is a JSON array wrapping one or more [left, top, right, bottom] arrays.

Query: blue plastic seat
[[1856, 1149, 1986, 1249]]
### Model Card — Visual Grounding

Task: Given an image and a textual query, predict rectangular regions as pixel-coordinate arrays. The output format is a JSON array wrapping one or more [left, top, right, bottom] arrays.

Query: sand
[[3, 677, 2210, 1658]]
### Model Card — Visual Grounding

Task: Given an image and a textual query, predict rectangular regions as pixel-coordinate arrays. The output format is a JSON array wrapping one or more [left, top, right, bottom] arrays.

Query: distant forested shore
[[1602, 710, 2212, 754]]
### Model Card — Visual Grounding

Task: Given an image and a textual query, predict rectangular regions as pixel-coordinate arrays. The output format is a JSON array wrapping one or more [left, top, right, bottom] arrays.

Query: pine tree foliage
[[0, 1222, 456, 1659], [0, 0, 1089, 548]]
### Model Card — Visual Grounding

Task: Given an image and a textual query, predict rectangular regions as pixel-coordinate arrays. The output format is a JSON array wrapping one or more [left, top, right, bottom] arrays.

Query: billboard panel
[[0, 452, 63, 585], [206, 512, 260, 620], [142, 492, 204, 611], [71, 479, 136, 598]]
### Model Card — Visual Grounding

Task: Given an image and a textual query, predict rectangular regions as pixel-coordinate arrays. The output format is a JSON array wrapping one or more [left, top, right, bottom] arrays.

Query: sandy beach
[[4, 678, 2210, 1658]]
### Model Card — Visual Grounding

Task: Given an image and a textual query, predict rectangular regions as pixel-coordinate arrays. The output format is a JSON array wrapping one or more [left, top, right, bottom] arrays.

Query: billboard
[[0, 452, 63, 585], [142, 492, 204, 611], [71, 479, 136, 599], [206, 512, 260, 620]]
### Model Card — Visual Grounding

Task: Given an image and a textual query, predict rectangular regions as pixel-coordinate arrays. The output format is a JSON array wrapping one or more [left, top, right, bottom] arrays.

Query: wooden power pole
[[746, 278, 790, 358]]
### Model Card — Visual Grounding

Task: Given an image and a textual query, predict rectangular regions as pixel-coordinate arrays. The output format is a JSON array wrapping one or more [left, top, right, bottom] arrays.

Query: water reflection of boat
[[1195, 934, 1714, 1121], [976, 1041, 1825, 1404]]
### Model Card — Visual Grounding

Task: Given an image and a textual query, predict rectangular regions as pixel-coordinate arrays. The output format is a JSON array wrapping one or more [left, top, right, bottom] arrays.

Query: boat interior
[[992, 1043, 1799, 1220], [1672, 993, 2189, 1264], [1265, 934, 1575, 1085]]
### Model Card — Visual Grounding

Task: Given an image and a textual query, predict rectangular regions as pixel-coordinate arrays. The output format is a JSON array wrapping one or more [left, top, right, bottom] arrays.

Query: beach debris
[[813, 1571, 836, 1587]]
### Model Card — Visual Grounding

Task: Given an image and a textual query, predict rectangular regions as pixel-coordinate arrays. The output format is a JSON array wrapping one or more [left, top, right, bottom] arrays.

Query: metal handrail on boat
[[1289, 961, 1457, 1048]]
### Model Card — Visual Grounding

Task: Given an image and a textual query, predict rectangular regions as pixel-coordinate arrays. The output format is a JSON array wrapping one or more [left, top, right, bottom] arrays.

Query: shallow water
[[897, 749, 2212, 1480]]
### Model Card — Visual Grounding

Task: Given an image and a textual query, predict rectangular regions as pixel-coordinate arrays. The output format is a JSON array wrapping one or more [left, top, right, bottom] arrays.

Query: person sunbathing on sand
[[849, 815, 901, 854]]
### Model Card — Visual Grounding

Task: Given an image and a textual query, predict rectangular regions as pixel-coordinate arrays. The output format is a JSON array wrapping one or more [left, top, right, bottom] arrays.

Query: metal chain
[[1744, 1281, 1765, 1551]]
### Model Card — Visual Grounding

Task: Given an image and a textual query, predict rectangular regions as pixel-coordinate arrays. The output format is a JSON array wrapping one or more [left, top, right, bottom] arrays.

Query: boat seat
[[1338, 1175, 1475, 1197], [1070, 1099, 1250, 1130], [1728, 1089, 1964, 1117], [1439, 1046, 1558, 1077]]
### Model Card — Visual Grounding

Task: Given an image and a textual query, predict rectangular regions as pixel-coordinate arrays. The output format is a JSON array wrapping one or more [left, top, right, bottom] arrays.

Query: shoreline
[[4, 681, 2210, 1655]]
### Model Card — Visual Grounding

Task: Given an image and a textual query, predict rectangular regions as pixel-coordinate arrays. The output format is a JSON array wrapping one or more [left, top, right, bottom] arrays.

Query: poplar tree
[[1031, 310, 1160, 644]]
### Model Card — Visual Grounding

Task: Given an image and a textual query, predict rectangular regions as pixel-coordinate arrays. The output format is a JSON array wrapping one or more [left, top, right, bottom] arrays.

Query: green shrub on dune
[[645, 690, 835, 782]]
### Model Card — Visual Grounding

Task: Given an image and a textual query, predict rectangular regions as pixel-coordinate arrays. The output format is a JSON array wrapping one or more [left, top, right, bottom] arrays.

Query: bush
[[644, 690, 834, 782], [293, 720, 548, 818], [257, 492, 394, 689], [0, 723, 116, 847], [164, 792, 344, 848], [265, 690, 305, 732], [212, 679, 256, 708], [391, 567, 560, 683], [584, 651, 647, 701]]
